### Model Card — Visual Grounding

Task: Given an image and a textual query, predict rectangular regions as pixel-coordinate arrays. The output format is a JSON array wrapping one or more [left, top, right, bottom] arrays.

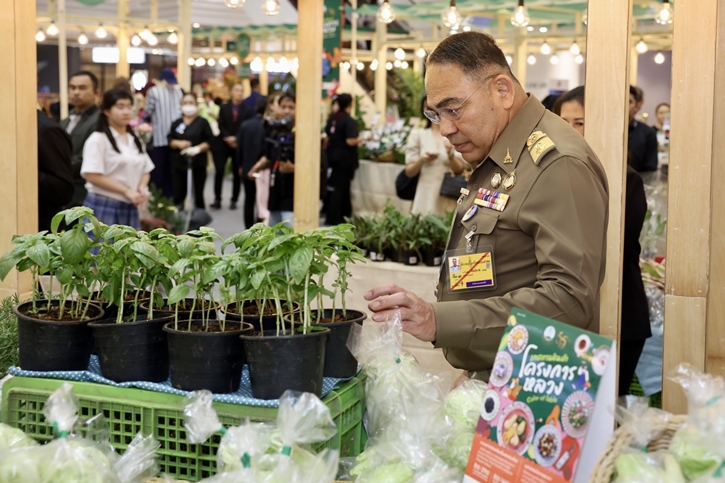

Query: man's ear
[[494, 75, 516, 110]]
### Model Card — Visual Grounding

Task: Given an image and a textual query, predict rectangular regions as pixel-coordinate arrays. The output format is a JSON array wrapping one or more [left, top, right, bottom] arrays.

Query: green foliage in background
[[389, 69, 426, 120], [0, 294, 20, 376]]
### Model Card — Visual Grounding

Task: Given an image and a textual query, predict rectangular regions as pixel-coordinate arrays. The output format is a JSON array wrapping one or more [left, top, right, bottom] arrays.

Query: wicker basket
[[589, 414, 687, 483]]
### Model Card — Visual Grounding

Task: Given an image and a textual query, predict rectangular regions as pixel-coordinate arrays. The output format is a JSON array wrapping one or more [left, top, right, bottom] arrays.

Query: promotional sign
[[322, 0, 342, 98], [464, 309, 616, 483], [236, 33, 251, 60]]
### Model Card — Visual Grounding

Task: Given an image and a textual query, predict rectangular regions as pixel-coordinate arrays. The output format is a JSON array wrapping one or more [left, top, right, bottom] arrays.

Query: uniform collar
[[484, 94, 546, 174]]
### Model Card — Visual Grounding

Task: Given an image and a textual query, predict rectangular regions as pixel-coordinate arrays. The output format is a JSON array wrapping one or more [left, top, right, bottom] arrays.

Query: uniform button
[[472, 224, 478, 231], [472, 184, 479, 190]]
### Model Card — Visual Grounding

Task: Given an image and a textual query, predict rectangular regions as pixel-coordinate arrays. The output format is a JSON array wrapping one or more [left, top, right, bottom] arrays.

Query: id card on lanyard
[[444, 247, 496, 293]]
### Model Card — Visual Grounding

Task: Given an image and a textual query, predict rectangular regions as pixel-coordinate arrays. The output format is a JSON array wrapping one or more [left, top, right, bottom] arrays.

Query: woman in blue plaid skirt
[[81, 88, 154, 229]]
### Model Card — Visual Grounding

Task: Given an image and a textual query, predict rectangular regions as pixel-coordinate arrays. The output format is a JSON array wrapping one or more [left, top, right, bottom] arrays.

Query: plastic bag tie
[[51, 421, 68, 439], [219, 426, 227, 435], [282, 445, 292, 456], [396, 358, 401, 363], [241, 452, 251, 468]]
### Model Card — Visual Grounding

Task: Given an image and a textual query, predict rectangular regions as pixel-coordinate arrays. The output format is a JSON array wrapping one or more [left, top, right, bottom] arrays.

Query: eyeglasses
[[424, 75, 496, 124]]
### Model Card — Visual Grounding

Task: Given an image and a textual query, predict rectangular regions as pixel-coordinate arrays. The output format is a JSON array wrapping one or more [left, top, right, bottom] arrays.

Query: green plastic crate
[[1, 376, 365, 481], [628, 374, 662, 408]]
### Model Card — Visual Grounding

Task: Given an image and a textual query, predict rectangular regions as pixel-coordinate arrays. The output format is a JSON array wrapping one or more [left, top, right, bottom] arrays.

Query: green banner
[[236, 33, 251, 60], [237, 63, 252, 78], [76, 0, 108, 5], [322, 0, 342, 99], [226, 40, 237, 53]]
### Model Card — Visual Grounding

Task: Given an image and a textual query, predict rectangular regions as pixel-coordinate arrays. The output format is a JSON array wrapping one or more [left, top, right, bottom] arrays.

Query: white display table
[[351, 160, 412, 216]]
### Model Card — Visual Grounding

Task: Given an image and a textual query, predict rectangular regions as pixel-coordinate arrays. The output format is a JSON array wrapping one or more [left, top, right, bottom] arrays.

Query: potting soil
[[7, 356, 360, 408]]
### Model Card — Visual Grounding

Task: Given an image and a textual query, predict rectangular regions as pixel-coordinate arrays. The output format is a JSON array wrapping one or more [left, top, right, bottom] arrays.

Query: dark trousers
[[325, 164, 354, 225], [149, 146, 174, 199], [212, 139, 241, 202], [242, 177, 257, 229], [619, 338, 647, 396], [173, 165, 207, 209]]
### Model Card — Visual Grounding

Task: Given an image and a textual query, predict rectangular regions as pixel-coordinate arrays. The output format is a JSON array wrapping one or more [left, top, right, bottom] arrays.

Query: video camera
[[265, 116, 295, 162]]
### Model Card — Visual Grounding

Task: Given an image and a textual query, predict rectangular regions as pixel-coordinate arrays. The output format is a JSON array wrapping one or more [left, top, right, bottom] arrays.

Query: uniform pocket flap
[[460, 208, 499, 235]]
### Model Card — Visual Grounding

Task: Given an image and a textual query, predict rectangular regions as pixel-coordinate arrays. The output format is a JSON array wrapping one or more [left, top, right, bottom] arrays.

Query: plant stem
[[132, 287, 141, 322], [175, 300, 179, 331], [303, 272, 310, 334], [149, 274, 157, 320], [31, 268, 37, 314], [117, 267, 126, 324]]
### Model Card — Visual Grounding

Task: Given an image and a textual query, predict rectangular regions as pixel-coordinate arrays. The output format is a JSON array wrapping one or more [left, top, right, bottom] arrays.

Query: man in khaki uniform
[[365, 32, 608, 382]]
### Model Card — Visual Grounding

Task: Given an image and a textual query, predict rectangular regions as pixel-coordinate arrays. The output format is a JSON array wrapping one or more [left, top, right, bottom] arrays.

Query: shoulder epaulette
[[526, 130, 557, 166]]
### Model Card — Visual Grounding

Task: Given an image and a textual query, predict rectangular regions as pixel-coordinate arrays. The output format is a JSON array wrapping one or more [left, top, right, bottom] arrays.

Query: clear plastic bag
[[183, 390, 224, 444], [276, 391, 337, 450], [0, 423, 38, 450], [217, 420, 273, 472], [113, 433, 160, 483]]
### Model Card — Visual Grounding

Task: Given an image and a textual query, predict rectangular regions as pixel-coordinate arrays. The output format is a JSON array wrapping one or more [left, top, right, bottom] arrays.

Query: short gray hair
[[426, 32, 515, 81]]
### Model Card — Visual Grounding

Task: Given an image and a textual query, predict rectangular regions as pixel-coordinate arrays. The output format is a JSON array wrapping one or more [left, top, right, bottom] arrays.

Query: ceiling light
[[225, 0, 245, 7], [230, 56, 239, 65], [394, 48, 405, 60], [187, 57, 195, 65], [262, 0, 280, 16], [511, 0, 530, 28], [250, 57, 263, 71], [192, 23, 200, 28], [550, 54, 559, 65], [95, 24, 107, 39], [462, 26, 471, 32], [575, 54, 584, 64], [131, 34, 141, 46], [341, 61, 350, 69], [152, 49, 160, 55], [377, 1, 395, 24], [78, 31, 88, 45], [219, 57, 229, 67], [654, 51, 666, 64], [582, 8, 588, 25], [36, 29, 46, 42], [393, 59, 401, 67], [140, 26, 152, 40], [655, 0, 673, 25], [540, 41, 551, 55], [526, 26, 534, 32], [195, 57, 206, 67], [505, 55, 513, 65], [370, 59, 378, 70], [357, 62, 365, 71], [46, 21, 59, 36], [527, 54, 536, 65], [147, 34, 158, 46], [441, 0, 462, 29], [569, 41, 580, 55], [401, 61, 409, 69], [279, 57, 290, 73], [207, 58, 216, 66], [416, 47, 426, 58], [539, 26, 548, 33], [385, 61, 393, 70], [168, 31, 178, 44], [635, 38, 648, 54]]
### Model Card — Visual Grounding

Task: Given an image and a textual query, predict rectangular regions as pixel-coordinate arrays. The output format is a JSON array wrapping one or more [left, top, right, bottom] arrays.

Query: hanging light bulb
[[279, 57, 290, 73], [393, 59, 401, 68], [131, 34, 141, 46], [441, 0, 462, 29], [357, 61, 365, 71], [527, 54, 536, 65], [635, 38, 648, 54], [416, 47, 427, 58], [219, 57, 229, 67], [262, 0, 280, 16], [462, 25, 471, 32], [654, 51, 666, 64], [549, 54, 559, 65], [526, 25, 534, 31], [510, 0, 530, 28], [370, 59, 378, 70], [187, 57, 195, 66], [195, 58, 206, 67], [540, 41, 551, 55], [401, 61, 409, 69], [574, 54, 584, 64], [192, 22, 200, 28], [394, 48, 405, 60], [207, 58, 216, 67], [377, 1, 396, 24], [225, 0, 245, 7], [168, 31, 178, 44], [230, 56, 239, 65], [36, 29, 46, 42], [385, 61, 393, 70], [655, 0, 673, 25], [250, 57, 263, 71], [147, 34, 158, 46], [95, 23, 107, 39], [342, 61, 351, 70], [140, 26, 152, 40], [78, 31, 88, 45], [569, 41, 580, 55], [46, 21, 59, 36], [582, 8, 588, 25], [539, 26, 548, 33], [505, 54, 513, 65]]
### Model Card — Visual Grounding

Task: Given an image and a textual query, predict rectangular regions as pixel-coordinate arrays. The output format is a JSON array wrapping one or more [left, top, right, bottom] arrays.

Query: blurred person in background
[[652, 102, 670, 153], [237, 95, 268, 229], [242, 77, 262, 113], [253, 92, 283, 223], [168, 93, 214, 210], [627, 85, 658, 173], [554, 86, 651, 395], [324, 93, 362, 225], [80, 88, 154, 229], [60, 70, 101, 207], [37, 110, 74, 231], [145, 68, 183, 198], [404, 97, 466, 216]]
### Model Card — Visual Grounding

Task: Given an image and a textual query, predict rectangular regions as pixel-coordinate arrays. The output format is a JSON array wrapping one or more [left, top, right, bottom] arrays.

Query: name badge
[[176, 123, 187, 134], [447, 251, 495, 292]]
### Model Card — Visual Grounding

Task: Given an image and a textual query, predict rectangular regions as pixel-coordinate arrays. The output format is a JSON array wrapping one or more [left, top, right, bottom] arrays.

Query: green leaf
[[178, 239, 195, 258], [251, 270, 265, 290], [60, 229, 90, 265], [51, 212, 65, 234], [56, 268, 72, 284], [75, 284, 90, 298], [202, 261, 226, 285], [27, 243, 50, 269], [168, 284, 190, 305], [16, 258, 34, 273], [290, 246, 313, 284], [103, 225, 125, 241], [131, 242, 160, 263], [0, 251, 23, 281]]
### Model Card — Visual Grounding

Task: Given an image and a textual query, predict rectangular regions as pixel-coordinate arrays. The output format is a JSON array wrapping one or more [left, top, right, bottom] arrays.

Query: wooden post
[[374, 20, 387, 120], [629, 46, 638, 87], [664, 0, 719, 413], [58, 0, 68, 120], [293, 0, 323, 231], [584, 0, 632, 368], [259, 59, 269, 94], [116, 0, 130, 79], [0, 0, 38, 298], [177, 0, 192, 92], [512, 27, 527, 88]]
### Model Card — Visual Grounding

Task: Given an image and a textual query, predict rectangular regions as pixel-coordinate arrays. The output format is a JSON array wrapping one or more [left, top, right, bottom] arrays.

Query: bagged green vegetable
[[0, 424, 37, 450]]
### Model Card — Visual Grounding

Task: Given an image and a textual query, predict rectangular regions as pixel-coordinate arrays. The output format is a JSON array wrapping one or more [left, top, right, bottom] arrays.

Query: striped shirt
[[145, 82, 183, 147]]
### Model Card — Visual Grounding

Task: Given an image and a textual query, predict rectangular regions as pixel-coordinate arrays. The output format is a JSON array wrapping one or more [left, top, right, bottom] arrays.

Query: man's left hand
[[364, 283, 437, 342], [278, 160, 295, 174], [224, 136, 237, 148]]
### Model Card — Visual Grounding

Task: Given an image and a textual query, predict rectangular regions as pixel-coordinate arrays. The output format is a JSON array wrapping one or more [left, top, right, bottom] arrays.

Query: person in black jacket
[[237, 96, 267, 229], [212, 83, 253, 210], [554, 87, 651, 395], [37, 111, 74, 231]]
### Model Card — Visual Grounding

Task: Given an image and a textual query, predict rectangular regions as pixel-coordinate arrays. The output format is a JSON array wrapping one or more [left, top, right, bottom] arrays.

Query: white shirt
[[145, 82, 183, 147], [81, 128, 155, 203]]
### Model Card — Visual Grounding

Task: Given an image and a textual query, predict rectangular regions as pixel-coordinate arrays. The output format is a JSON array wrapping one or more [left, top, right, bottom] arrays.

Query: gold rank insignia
[[527, 130, 556, 165]]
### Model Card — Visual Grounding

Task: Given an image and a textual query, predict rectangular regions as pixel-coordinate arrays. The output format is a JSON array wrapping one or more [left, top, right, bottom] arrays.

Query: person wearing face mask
[[168, 93, 214, 209]]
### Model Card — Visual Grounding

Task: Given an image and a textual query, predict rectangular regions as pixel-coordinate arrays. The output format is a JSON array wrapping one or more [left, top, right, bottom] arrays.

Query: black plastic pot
[[15, 300, 104, 371], [221, 300, 300, 333], [423, 249, 443, 267], [89, 315, 173, 383], [368, 249, 386, 262], [287, 309, 366, 378], [140, 298, 218, 323], [241, 327, 330, 399], [164, 320, 254, 393], [401, 249, 419, 266]]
